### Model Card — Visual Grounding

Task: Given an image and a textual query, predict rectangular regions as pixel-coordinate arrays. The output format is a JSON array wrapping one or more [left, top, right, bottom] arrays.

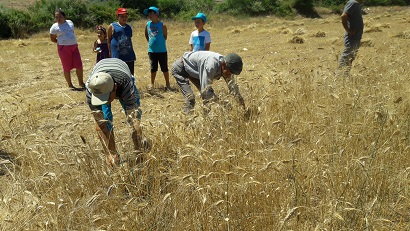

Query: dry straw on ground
[[1, 6, 410, 230]]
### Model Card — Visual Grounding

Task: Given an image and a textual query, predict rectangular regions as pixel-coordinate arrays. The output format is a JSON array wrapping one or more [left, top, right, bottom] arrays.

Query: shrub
[[0, 0, 127, 39], [0, 7, 35, 38], [329, 4, 344, 14], [365, 0, 408, 5], [29, 0, 126, 29], [120, 0, 157, 11], [293, 0, 320, 18], [87, 3, 118, 26], [313, 0, 346, 6], [216, 0, 279, 15], [157, 0, 184, 17], [274, 3, 294, 17], [0, 6, 13, 38], [181, 0, 215, 13]]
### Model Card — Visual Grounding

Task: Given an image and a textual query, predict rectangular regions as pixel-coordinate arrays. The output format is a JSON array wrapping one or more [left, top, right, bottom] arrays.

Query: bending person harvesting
[[171, 51, 246, 113], [86, 58, 143, 167]]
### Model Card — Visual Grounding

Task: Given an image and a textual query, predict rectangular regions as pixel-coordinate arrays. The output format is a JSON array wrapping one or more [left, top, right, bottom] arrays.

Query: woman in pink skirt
[[50, 8, 85, 91]]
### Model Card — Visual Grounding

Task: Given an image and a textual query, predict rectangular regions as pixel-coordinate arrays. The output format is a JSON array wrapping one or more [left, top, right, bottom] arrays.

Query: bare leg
[[150, 72, 157, 86], [64, 71, 74, 88], [131, 121, 144, 164], [163, 71, 170, 88], [93, 110, 119, 167], [76, 68, 85, 88]]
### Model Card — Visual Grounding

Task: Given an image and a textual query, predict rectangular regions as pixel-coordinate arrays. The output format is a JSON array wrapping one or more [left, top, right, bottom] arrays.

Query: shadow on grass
[[0, 149, 17, 176]]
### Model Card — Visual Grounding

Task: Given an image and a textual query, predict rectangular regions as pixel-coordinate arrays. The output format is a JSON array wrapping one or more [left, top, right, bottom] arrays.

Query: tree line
[[0, 0, 408, 39]]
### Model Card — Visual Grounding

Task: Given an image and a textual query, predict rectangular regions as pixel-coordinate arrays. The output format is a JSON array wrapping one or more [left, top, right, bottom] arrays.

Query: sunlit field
[[1, 6, 410, 230]]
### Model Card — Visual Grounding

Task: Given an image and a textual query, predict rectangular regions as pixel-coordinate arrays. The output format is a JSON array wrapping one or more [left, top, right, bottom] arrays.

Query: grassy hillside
[[1, 6, 410, 230]]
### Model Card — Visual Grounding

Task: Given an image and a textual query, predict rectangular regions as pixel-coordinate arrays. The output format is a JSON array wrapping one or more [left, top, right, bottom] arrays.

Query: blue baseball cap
[[143, 6, 160, 16], [192, 12, 207, 23]]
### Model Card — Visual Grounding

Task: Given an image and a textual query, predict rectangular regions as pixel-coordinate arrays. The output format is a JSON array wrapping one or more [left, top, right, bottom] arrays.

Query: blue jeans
[[102, 76, 141, 131]]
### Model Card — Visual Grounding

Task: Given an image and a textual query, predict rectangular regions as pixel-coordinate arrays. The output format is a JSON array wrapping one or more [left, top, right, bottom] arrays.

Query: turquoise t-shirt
[[147, 21, 167, 53]]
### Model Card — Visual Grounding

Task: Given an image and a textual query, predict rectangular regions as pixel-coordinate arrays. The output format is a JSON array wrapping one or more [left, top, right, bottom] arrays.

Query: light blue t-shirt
[[147, 21, 167, 53], [189, 30, 211, 51]]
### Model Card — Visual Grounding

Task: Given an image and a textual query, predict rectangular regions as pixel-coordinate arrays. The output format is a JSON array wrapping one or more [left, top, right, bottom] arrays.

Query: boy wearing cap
[[107, 8, 136, 75], [86, 58, 142, 167], [171, 51, 245, 113], [143, 6, 170, 91], [189, 12, 211, 52]]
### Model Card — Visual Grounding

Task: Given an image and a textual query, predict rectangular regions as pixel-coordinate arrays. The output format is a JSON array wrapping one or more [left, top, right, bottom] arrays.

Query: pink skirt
[[57, 44, 83, 72]]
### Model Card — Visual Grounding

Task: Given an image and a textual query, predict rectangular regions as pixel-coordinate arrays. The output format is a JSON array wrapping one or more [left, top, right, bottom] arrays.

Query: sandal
[[69, 86, 86, 92]]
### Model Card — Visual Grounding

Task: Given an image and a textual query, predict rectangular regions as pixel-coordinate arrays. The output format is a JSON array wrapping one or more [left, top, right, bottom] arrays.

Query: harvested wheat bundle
[[394, 31, 410, 39], [361, 38, 374, 47], [312, 31, 326, 37], [289, 36, 305, 44], [330, 37, 340, 44], [280, 28, 293, 34], [293, 28, 306, 35], [365, 26, 382, 33], [380, 23, 391, 28]]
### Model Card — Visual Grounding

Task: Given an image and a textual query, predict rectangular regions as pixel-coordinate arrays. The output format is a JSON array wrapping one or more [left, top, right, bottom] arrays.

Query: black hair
[[55, 8, 66, 18], [96, 25, 107, 35]]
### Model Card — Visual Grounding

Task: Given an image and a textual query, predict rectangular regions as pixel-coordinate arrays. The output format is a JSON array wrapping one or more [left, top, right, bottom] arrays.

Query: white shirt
[[189, 30, 211, 52], [50, 20, 77, 45]]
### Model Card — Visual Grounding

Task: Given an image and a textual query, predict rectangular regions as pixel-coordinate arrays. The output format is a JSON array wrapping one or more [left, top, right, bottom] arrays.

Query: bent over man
[[86, 58, 142, 167], [171, 51, 246, 113]]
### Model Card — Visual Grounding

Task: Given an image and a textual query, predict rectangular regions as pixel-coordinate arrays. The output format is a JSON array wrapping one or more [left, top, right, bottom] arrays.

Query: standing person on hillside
[[189, 12, 211, 52], [93, 25, 109, 63], [50, 8, 85, 91], [85, 58, 143, 167], [143, 6, 171, 91], [171, 51, 246, 113], [338, 0, 364, 76], [107, 8, 136, 75]]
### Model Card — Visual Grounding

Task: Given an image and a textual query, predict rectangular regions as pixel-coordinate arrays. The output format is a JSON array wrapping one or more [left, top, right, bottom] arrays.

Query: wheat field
[[1, 6, 410, 230]]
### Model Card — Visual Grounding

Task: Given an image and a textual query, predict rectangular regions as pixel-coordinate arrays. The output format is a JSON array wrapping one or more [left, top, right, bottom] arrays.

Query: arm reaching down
[[224, 75, 245, 109]]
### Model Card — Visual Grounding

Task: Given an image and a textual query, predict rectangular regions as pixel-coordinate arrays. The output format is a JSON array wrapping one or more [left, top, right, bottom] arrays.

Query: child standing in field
[[107, 8, 136, 75], [93, 25, 109, 63], [143, 6, 170, 91], [189, 12, 211, 52]]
